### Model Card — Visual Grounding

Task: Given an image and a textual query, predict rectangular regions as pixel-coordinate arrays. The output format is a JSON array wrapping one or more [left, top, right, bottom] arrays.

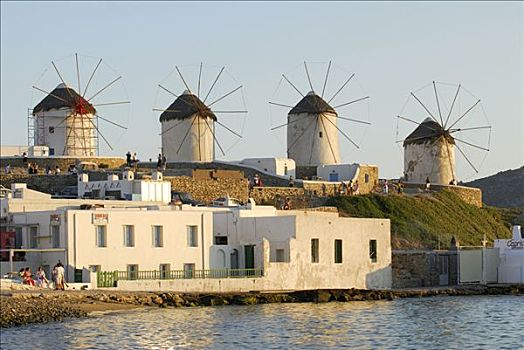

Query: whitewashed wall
[[161, 115, 214, 162]]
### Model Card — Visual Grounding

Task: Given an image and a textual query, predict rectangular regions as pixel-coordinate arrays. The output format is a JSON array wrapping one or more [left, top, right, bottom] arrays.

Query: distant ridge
[[466, 166, 524, 208]]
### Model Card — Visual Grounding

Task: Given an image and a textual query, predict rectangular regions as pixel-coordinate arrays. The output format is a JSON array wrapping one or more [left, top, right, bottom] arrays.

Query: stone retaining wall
[[168, 176, 250, 204], [1, 157, 126, 170], [404, 182, 482, 207], [392, 250, 458, 288], [0, 174, 77, 194]]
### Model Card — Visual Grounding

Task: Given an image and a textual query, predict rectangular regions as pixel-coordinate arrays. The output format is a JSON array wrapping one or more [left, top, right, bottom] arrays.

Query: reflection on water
[[1, 295, 523, 349]]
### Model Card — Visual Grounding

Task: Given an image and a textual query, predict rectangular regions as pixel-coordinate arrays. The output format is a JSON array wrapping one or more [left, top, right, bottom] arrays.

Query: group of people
[[126, 151, 138, 169], [157, 154, 167, 171], [17, 262, 65, 290], [337, 179, 360, 196]]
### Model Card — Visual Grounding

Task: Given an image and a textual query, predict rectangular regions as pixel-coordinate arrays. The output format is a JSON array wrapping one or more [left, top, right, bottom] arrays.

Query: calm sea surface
[[1, 295, 523, 349]]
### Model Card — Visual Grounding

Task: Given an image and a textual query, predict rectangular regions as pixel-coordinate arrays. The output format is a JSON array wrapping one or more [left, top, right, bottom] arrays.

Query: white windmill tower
[[155, 64, 246, 163], [30, 53, 130, 156], [397, 81, 491, 184], [270, 61, 371, 168]]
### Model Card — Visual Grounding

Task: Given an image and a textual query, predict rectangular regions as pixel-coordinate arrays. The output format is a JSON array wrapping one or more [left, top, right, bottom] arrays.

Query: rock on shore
[[1, 285, 523, 328]]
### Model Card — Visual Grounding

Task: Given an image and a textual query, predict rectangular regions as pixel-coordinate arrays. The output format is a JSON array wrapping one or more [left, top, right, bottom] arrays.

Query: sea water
[[1, 295, 523, 349]]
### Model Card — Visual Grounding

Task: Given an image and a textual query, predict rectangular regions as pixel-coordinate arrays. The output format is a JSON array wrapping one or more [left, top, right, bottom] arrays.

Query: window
[[160, 264, 170, 279], [369, 240, 377, 263], [96, 226, 107, 247], [214, 236, 228, 245], [365, 173, 370, 183], [127, 264, 138, 280], [89, 265, 101, 273], [153, 226, 163, 247], [276, 249, 285, 262], [123, 225, 135, 247], [29, 226, 38, 248], [184, 263, 195, 278], [188, 225, 198, 247], [334, 239, 343, 264], [319, 131, 323, 138], [311, 238, 319, 263], [51, 225, 60, 248]]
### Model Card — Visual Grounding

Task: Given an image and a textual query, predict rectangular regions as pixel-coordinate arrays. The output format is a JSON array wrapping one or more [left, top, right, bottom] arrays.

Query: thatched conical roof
[[160, 90, 216, 122], [32, 83, 95, 115], [289, 91, 336, 115], [403, 117, 455, 146]]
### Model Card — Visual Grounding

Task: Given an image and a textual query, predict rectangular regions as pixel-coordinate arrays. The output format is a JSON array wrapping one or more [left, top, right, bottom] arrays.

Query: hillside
[[465, 166, 524, 208], [326, 190, 521, 250]]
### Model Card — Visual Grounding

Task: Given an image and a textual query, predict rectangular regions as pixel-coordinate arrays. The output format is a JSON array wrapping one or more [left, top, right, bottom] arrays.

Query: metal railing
[[97, 268, 263, 288]]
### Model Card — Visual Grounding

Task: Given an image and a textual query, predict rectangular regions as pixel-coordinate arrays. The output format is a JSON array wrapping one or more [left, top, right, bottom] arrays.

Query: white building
[[240, 158, 296, 178], [77, 170, 171, 204], [403, 118, 456, 185], [32, 83, 97, 157], [494, 226, 524, 283], [160, 90, 215, 163], [287, 91, 340, 166], [1, 185, 392, 291], [317, 163, 361, 182]]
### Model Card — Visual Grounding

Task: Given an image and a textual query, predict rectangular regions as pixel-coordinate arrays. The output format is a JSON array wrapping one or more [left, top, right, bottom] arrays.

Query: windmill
[[154, 64, 247, 163], [30, 53, 130, 156], [269, 61, 371, 167], [396, 81, 492, 184]]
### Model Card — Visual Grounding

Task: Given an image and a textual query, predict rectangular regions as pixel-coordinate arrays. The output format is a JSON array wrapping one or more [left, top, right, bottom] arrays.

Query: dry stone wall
[[1, 157, 126, 170], [167, 176, 249, 204], [0, 174, 77, 194]]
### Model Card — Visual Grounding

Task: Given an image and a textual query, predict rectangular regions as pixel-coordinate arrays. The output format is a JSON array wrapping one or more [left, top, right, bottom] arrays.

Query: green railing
[[97, 268, 263, 288]]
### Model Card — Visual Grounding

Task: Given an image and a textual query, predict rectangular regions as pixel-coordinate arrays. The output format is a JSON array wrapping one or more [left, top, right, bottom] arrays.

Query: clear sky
[[1, 1, 522, 180]]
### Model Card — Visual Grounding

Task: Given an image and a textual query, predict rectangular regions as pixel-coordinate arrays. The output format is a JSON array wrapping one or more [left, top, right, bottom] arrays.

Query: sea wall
[[392, 250, 458, 288]]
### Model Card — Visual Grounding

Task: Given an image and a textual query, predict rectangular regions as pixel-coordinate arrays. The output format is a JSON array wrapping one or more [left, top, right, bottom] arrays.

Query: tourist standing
[[253, 174, 261, 187], [162, 155, 167, 171], [126, 151, 132, 167], [288, 176, 294, 188], [22, 152, 28, 166], [157, 154, 162, 170], [383, 180, 389, 194], [4, 163, 10, 174], [353, 180, 360, 195], [425, 177, 431, 191]]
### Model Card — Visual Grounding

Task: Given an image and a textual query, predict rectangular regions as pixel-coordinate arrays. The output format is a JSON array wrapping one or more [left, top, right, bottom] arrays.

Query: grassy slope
[[326, 190, 521, 250]]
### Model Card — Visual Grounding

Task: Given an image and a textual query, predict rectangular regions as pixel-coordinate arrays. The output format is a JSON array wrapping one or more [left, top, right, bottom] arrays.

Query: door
[[439, 255, 449, 286], [184, 263, 195, 279], [244, 245, 255, 269], [329, 173, 339, 182]]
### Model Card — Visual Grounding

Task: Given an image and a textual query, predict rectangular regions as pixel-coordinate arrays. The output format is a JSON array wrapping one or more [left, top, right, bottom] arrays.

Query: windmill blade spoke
[[175, 66, 192, 94], [454, 137, 489, 152], [87, 76, 122, 102], [82, 58, 102, 98], [433, 81, 444, 126], [75, 53, 81, 95], [455, 143, 478, 173], [32, 85, 69, 103], [96, 114, 128, 130], [333, 96, 370, 109], [282, 74, 304, 98], [335, 115, 372, 125], [448, 99, 481, 130], [304, 61, 314, 92], [207, 85, 242, 107], [444, 84, 461, 128], [327, 73, 355, 104], [269, 101, 294, 108], [197, 62, 203, 98], [449, 125, 491, 133], [153, 108, 181, 113], [159, 119, 186, 135], [203, 118, 225, 156], [271, 118, 303, 131], [88, 117, 113, 150], [212, 110, 248, 114], [319, 116, 338, 162], [176, 117, 197, 154], [203, 66, 225, 103], [321, 60, 331, 98], [158, 84, 179, 98], [323, 115, 359, 149], [94, 101, 131, 107], [51, 61, 74, 99], [215, 120, 242, 138], [410, 92, 439, 124], [286, 116, 317, 153]]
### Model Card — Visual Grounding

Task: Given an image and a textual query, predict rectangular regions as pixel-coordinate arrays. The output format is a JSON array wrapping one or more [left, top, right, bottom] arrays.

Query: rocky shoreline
[[1, 285, 523, 328]]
